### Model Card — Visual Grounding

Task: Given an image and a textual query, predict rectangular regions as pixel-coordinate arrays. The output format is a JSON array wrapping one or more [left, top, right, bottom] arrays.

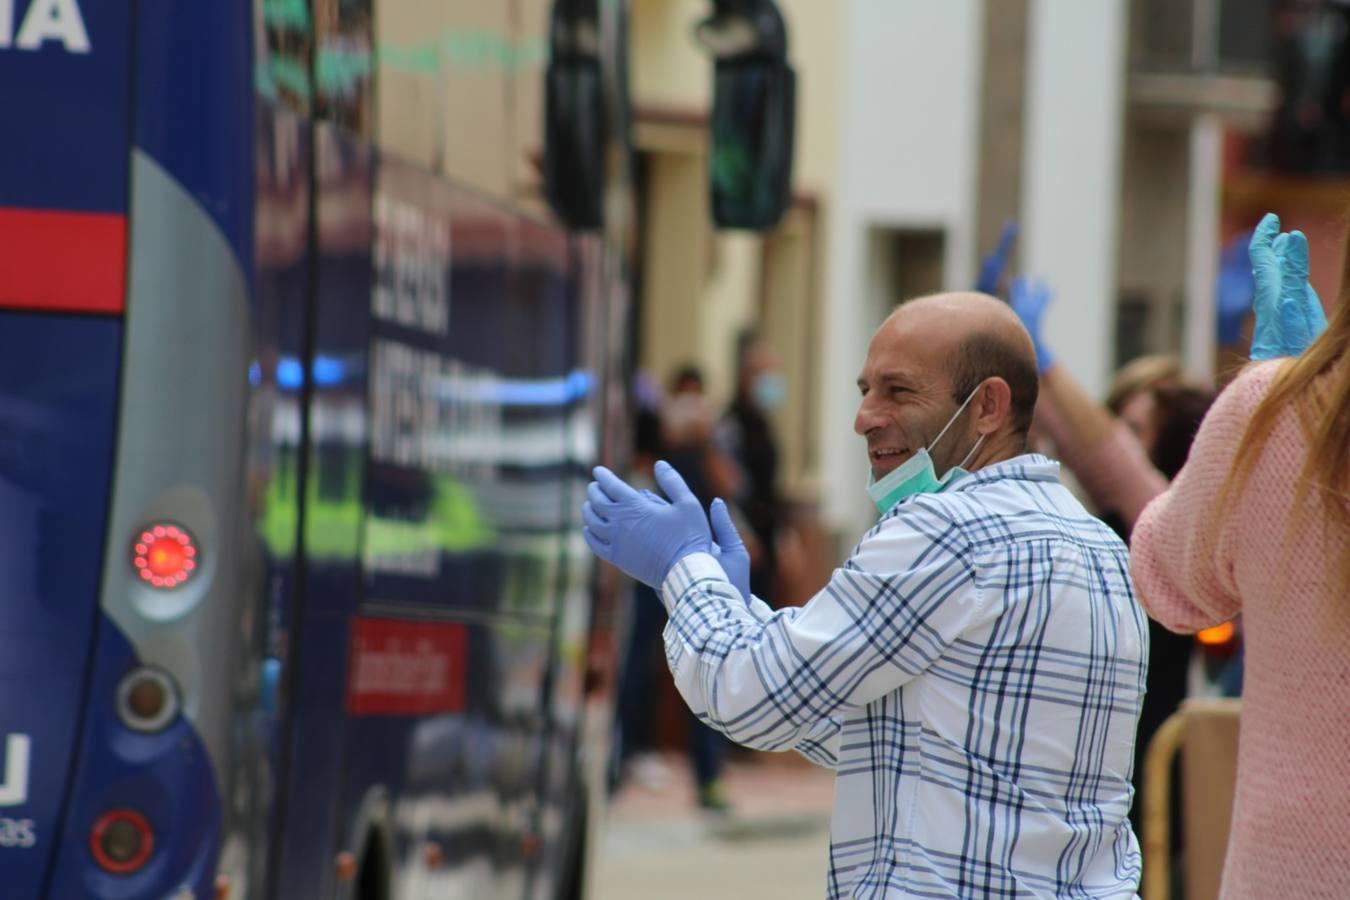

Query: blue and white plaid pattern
[[661, 455, 1147, 898]]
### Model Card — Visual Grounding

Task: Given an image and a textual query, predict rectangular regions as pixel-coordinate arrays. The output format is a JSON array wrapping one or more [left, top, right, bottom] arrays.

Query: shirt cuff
[[659, 551, 726, 616]]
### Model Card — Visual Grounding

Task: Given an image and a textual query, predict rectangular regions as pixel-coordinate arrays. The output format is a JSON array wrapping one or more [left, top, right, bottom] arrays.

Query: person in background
[[612, 406, 673, 792], [1131, 212, 1345, 898], [618, 366, 737, 811], [1106, 354, 1185, 456], [662, 364, 741, 510], [719, 331, 786, 605]]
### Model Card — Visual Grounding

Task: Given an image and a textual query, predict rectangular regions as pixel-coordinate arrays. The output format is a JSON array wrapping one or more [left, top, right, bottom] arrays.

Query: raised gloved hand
[[1249, 212, 1328, 361], [975, 220, 1018, 295], [709, 498, 751, 603], [1009, 276, 1055, 374], [581, 461, 712, 589]]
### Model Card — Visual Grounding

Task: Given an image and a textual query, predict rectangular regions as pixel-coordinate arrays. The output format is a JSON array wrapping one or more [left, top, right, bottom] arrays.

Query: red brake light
[[91, 809, 154, 874], [132, 524, 197, 589]]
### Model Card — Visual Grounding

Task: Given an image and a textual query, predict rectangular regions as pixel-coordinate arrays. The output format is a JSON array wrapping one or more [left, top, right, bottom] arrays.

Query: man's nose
[[854, 398, 883, 436]]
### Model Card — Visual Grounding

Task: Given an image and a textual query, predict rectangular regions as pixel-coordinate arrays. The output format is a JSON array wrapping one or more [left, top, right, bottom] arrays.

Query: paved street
[[590, 751, 835, 899]]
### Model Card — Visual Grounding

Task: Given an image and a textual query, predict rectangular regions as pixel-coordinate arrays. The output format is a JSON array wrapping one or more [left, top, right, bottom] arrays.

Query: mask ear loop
[[928, 381, 984, 460], [956, 432, 986, 470]]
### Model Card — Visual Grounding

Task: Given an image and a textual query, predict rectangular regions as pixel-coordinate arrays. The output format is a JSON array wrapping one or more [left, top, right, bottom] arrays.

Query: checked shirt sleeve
[[660, 511, 983, 757]]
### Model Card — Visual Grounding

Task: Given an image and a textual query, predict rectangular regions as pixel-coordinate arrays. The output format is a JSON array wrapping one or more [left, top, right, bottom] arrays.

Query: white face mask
[[865, 384, 985, 515]]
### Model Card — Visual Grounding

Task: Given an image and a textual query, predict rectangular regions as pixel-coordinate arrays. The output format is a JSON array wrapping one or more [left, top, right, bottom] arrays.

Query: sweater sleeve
[[1035, 395, 1168, 532], [1129, 365, 1275, 632]]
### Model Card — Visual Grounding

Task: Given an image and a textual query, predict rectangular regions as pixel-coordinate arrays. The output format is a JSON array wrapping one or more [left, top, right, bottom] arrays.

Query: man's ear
[[974, 378, 1012, 435]]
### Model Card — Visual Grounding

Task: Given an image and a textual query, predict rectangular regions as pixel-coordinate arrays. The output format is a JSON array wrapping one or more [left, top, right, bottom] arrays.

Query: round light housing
[[91, 809, 154, 874], [115, 666, 179, 733], [132, 524, 198, 589]]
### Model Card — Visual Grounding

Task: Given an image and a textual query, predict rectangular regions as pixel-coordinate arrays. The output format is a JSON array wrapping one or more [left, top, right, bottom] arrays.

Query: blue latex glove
[[1215, 230, 1255, 346], [1249, 213, 1328, 360], [975, 220, 1018, 295], [581, 461, 712, 589], [708, 498, 751, 604], [1009, 276, 1055, 374]]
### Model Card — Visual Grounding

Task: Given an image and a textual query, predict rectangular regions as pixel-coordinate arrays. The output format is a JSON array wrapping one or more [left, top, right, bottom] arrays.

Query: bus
[[0, 0, 635, 897]]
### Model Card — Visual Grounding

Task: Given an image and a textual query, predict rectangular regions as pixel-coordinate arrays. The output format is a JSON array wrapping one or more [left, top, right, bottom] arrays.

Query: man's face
[[854, 316, 968, 480]]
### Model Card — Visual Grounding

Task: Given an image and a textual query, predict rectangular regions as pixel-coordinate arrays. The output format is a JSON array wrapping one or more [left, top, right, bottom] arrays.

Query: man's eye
[[890, 386, 910, 396]]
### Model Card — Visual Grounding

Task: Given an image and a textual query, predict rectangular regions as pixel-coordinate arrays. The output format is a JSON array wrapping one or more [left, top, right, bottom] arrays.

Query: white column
[[1020, 0, 1128, 400], [818, 0, 985, 536], [1184, 114, 1223, 385]]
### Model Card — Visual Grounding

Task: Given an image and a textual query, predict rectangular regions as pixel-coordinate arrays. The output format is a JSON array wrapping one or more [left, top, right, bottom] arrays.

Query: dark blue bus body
[[0, 1, 620, 896]]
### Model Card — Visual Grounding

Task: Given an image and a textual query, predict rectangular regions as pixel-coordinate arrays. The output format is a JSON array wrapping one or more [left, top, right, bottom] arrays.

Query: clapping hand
[[708, 498, 751, 604], [582, 461, 712, 589]]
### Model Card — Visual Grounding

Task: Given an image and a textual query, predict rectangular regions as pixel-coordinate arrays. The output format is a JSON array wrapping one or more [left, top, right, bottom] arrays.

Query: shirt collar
[[945, 453, 1061, 494]]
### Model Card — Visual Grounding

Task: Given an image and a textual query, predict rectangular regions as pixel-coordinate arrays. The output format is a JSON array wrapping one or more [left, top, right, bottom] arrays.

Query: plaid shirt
[[661, 455, 1147, 898]]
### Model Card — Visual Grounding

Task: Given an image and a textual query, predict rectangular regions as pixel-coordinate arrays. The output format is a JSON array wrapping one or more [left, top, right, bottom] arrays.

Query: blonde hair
[[1219, 229, 1350, 587], [1106, 354, 1183, 415]]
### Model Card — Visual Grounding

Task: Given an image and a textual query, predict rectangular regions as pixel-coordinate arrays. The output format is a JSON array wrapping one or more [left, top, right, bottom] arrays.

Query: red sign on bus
[[347, 617, 467, 716]]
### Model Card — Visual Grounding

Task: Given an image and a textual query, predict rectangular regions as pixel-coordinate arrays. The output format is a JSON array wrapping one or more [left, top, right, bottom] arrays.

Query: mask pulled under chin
[[866, 448, 976, 514], [864, 385, 986, 515]]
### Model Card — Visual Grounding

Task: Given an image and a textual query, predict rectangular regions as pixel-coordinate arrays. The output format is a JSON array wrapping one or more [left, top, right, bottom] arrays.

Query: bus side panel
[[0, 0, 132, 317], [131, 0, 254, 281], [515, 220, 596, 900], [46, 156, 252, 898], [0, 316, 122, 898], [248, 106, 315, 896], [46, 2, 258, 897], [0, 0, 131, 214], [344, 160, 524, 898], [0, 3, 133, 895], [273, 124, 374, 900], [343, 158, 594, 896]]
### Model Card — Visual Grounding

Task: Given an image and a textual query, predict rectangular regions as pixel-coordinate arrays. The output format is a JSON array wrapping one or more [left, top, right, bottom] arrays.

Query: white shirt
[[660, 455, 1147, 898]]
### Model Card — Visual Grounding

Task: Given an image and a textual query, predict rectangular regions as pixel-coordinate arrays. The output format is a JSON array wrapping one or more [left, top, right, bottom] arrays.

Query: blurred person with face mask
[[661, 364, 741, 510], [581, 292, 1147, 898], [718, 331, 788, 605], [643, 365, 742, 809]]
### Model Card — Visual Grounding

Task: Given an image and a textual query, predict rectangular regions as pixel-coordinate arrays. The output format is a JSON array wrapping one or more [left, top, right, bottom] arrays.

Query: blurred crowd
[[613, 331, 797, 811]]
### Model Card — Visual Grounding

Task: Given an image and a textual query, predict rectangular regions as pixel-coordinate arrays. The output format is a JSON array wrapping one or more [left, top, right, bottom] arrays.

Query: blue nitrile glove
[[581, 461, 712, 589], [708, 498, 751, 604], [975, 220, 1018, 295], [1270, 231, 1327, 354], [1249, 213, 1328, 360], [1009, 276, 1055, 374], [1215, 230, 1255, 346]]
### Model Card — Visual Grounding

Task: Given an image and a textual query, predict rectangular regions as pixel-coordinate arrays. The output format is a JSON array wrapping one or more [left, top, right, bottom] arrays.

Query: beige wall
[[778, 0, 840, 197], [631, 0, 838, 193], [375, 0, 548, 211], [1117, 121, 1191, 357], [630, 0, 713, 110], [630, 0, 840, 504]]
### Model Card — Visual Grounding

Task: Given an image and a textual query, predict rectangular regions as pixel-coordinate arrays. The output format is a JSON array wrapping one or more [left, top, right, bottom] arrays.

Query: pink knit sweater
[[1131, 361, 1350, 899]]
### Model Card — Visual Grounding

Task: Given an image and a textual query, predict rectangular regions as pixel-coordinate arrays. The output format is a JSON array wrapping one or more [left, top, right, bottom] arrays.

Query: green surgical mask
[[866, 385, 985, 515]]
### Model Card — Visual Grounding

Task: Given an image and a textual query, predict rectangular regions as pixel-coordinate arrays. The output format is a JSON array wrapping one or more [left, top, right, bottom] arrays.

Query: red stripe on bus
[[0, 208, 126, 314]]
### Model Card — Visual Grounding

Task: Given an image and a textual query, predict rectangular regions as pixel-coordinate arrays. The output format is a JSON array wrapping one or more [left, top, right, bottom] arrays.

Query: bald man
[[583, 293, 1147, 898]]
